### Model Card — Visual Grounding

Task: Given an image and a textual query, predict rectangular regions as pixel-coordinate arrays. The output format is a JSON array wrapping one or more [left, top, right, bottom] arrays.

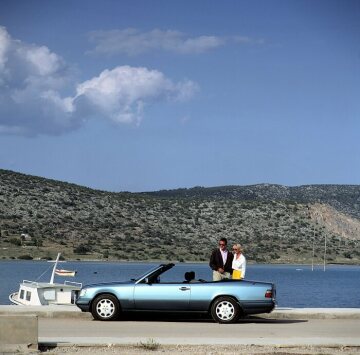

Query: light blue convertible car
[[76, 263, 276, 323]]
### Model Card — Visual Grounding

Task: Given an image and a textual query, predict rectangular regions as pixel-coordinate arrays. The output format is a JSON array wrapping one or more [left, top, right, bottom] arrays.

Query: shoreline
[[1, 258, 359, 266]]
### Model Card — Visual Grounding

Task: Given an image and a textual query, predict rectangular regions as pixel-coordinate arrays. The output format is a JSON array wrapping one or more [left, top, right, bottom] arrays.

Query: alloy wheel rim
[[97, 299, 115, 318], [216, 301, 235, 320]]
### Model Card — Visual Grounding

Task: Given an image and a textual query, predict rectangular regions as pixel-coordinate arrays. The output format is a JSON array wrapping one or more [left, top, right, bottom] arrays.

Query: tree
[[74, 244, 92, 254]]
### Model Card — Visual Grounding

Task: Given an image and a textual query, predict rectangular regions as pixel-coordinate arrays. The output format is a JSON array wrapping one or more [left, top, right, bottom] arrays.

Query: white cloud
[[0, 26, 11, 71], [88, 28, 265, 56], [0, 27, 76, 136], [233, 35, 265, 45], [88, 28, 225, 55], [0, 27, 198, 136], [19, 45, 63, 76], [177, 36, 224, 54], [72, 66, 198, 125]]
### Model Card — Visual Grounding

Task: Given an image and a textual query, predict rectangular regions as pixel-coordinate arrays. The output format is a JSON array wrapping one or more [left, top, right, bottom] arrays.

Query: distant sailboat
[[55, 269, 77, 277]]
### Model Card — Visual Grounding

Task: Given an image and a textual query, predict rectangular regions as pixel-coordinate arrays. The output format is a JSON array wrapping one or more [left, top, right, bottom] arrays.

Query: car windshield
[[134, 264, 174, 282], [133, 265, 162, 282], [135, 264, 210, 283]]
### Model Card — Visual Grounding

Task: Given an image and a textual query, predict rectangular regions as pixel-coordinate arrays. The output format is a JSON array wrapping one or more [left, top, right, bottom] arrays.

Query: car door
[[133, 282, 191, 310]]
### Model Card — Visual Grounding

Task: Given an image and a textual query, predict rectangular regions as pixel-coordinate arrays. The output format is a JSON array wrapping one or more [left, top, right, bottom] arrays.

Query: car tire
[[210, 296, 240, 324], [91, 294, 120, 321]]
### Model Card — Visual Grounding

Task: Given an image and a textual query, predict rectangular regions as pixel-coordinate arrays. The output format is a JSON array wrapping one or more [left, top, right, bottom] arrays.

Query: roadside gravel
[[38, 344, 360, 355]]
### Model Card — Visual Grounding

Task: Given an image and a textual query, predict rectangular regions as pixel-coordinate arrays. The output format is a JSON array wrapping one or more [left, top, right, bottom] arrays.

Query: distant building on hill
[[21, 233, 32, 241]]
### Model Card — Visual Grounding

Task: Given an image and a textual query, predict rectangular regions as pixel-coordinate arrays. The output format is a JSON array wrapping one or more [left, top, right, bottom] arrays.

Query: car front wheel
[[210, 296, 240, 324], [91, 294, 120, 321]]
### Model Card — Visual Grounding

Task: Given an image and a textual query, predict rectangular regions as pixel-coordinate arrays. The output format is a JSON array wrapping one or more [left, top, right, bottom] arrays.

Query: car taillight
[[265, 290, 273, 298]]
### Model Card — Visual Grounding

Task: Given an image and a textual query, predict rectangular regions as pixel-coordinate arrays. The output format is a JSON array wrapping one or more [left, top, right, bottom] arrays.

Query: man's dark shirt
[[209, 248, 233, 273]]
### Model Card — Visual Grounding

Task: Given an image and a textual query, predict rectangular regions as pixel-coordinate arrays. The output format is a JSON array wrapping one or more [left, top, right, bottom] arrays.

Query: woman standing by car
[[232, 244, 246, 279]]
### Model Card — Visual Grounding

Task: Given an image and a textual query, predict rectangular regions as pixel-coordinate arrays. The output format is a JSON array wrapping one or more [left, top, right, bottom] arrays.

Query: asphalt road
[[38, 315, 360, 346]]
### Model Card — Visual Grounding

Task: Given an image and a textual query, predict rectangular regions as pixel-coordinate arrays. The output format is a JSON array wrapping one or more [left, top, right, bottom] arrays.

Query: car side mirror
[[144, 277, 150, 284]]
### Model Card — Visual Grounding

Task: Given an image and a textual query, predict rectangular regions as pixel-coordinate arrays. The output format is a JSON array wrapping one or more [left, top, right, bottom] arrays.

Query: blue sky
[[0, 0, 359, 192]]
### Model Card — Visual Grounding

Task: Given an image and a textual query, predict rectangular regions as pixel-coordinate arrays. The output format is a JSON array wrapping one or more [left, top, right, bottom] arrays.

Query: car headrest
[[185, 271, 195, 282]]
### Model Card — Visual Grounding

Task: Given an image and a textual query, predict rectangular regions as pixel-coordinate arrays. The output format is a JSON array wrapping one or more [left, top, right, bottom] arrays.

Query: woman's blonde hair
[[233, 243, 243, 252]]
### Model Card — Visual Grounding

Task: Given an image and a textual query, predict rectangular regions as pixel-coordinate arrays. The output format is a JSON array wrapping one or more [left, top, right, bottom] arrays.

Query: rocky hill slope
[[0, 169, 359, 264], [144, 184, 360, 218]]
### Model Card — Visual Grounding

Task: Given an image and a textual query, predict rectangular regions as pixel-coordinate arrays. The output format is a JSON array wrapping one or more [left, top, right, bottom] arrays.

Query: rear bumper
[[240, 300, 276, 315]]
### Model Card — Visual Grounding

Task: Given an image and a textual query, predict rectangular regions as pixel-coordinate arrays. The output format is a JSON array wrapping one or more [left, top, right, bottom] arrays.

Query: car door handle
[[179, 286, 190, 291]]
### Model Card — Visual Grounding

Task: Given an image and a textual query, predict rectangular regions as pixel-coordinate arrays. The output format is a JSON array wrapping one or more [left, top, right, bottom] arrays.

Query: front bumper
[[75, 300, 91, 312]]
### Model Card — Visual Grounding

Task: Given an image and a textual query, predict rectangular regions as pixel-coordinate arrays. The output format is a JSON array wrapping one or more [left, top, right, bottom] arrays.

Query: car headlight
[[79, 289, 87, 297]]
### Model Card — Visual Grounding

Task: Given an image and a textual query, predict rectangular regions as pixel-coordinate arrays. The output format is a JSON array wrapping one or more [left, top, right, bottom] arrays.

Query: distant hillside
[[144, 184, 360, 218], [0, 169, 359, 264]]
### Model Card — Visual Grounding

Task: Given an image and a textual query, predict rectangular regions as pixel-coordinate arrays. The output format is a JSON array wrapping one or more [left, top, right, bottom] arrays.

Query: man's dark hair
[[219, 237, 228, 245]]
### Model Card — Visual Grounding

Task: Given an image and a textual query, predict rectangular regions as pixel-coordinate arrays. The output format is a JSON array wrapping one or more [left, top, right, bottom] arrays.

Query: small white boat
[[9, 253, 82, 306]]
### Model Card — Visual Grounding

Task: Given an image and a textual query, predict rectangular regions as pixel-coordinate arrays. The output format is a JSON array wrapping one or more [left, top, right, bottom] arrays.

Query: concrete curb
[[1, 305, 360, 319], [0, 305, 91, 319], [260, 307, 360, 320]]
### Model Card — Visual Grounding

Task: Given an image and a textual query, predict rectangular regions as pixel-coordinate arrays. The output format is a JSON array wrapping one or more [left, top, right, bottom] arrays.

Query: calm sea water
[[0, 261, 359, 307]]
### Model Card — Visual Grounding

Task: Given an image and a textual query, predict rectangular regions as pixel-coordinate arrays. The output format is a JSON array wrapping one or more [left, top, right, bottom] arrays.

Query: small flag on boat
[[55, 269, 77, 277]]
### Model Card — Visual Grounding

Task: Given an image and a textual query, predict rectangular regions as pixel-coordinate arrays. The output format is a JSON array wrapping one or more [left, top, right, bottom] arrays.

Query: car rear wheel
[[91, 294, 120, 321], [210, 296, 240, 324]]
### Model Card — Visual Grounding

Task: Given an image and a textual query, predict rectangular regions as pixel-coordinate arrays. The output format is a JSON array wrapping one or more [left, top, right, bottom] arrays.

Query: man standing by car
[[209, 237, 233, 281]]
